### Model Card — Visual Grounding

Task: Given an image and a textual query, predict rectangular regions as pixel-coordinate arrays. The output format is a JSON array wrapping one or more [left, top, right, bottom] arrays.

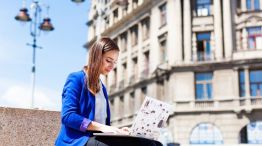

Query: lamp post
[[15, 0, 54, 108]]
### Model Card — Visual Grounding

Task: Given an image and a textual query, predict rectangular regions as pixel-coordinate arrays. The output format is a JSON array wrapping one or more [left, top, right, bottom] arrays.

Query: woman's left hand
[[120, 127, 130, 135]]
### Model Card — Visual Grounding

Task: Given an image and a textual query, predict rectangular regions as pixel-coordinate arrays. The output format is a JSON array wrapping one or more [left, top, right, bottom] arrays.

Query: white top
[[94, 83, 107, 124]]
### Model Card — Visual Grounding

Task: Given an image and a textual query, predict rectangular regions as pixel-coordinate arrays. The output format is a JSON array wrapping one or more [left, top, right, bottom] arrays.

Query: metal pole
[[29, 1, 42, 108]]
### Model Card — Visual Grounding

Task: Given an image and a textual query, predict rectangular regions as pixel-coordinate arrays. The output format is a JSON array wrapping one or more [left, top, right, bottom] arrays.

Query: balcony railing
[[173, 97, 262, 113], [197, 52, 212, 61]]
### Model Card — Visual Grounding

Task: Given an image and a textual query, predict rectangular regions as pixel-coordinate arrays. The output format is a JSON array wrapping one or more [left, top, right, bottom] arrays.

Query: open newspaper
[[130, 96, 173, 140], [94, 96, 173, 140]]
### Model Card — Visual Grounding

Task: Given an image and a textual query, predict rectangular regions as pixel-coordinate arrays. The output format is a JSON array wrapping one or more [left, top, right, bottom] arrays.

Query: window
[[131, 25, 138, 46], [250, 70, 262, 96], [190, 123, 223, 144], [247, 27, 262, 50], [157, 79, 165, 101], [159, 32, 167, 63], [132, 57, 138, 80], [160, 40, 167, 63], [238, 69, 262, 97], [109, 99, 114, 118], [113, 68, 117, 85], [195, 72, 213, 100], [239, 70, 246, 97], [129, 91, 135, 113], [132, 0, 138, 8], [113, 38, 118, 46], [159, 3, 167, 27], [142, 51, 150, 78], [122, 63, 127, 83], [197, 32, 211, 61], [142, 17, 150, 40], [195, 0, 212, 16], [119, 96, 124, 117], [104, 16, 109, 29], [246, 0, 260, 11], [120, 32, 127, 52], [240, 121, 262, 144], [113, 8, 118, 23]]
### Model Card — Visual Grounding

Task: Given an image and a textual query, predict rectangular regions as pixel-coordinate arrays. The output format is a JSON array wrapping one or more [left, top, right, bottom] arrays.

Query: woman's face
[[100, 50, 119, 75]]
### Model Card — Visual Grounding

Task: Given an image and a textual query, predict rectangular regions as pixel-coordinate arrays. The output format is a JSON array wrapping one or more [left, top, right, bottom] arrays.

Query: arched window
[[190, 123, 223, 144], [240, 121, 262, 144]]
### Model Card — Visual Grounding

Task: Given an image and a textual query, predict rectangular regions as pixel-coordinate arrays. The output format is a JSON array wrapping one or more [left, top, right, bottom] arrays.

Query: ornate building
[[86, 0, 262, 145]]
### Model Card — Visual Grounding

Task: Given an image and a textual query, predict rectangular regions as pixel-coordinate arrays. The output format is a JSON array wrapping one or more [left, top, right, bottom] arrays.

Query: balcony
[[197, 52, 212, 61], [173, 97, 262, 113]]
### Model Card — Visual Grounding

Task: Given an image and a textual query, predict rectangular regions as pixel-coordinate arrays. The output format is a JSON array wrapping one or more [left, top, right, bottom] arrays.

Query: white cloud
[[0, 84, 61, 111]]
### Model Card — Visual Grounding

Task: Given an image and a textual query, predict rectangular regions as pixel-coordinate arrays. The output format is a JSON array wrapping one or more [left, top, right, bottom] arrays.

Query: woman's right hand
[[101, 125, 129, 135]]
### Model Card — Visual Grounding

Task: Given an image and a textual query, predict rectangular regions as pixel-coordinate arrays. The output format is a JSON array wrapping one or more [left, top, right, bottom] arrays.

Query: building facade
[[86, 0, 262, 145]]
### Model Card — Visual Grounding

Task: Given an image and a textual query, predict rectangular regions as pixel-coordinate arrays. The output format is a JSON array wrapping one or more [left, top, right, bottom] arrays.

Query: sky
[[0, 1, 91, 111]]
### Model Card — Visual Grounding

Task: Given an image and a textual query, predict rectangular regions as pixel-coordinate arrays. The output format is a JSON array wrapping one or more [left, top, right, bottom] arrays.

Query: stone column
[[223, 0, 234, 59], [260, 0, 262, 10], [127, 29, 132, 86], [242, 28, 248, 50], [192, 32, 197, 61], [236, 31, 241, 51], [183, 0, 192, 62], [213, 0, 223, 60], [241, 0, 247, 12], [168, 0, 182, 65], [210, 32, 215, 60], [138, 22, 143, 80]]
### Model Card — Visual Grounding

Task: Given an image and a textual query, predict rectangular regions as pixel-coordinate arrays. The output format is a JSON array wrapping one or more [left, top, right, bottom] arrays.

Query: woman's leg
[[85, 137, 109, 146]]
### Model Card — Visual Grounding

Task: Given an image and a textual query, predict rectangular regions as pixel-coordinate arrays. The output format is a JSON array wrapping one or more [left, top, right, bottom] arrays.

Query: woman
[[55, 37, 129, 146]]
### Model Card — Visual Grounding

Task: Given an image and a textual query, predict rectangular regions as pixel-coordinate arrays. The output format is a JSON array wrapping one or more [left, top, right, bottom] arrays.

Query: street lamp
[[14, 0, 55, 108]]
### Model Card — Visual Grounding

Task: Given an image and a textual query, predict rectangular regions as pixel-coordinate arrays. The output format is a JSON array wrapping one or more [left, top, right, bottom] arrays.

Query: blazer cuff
[[80, 118, 91, 132]]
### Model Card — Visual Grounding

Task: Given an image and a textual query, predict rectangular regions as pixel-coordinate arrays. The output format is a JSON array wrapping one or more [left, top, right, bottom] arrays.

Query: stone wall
[[0, 107, 60, 146]]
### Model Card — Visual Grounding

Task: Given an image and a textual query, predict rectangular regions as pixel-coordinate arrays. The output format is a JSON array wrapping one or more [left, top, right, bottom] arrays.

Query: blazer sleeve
[[61, 72, 91, 132]]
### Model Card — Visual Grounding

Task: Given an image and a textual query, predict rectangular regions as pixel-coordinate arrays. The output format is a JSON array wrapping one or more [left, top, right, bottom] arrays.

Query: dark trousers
[[85, 137, 109, 146]]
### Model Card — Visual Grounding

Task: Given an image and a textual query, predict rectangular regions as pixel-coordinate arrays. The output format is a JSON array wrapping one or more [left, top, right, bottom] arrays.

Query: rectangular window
[[129, 91, 135, 113], [122, 63, 127, 82], [120, 32, 127, 52], [130, 57, 138, 84], [197, 32, 211, 61], [159, 3, 167, 27], [247, 27, 262, 50], [196, 0, 212, 16], [142, 17, 150, 40], [239, 70, 246, 97], [119, 96, 124, 117], [113, 68, 117, 85], [104, 16, 109, 29], [160, 40, 167, 63], [249, 70, 262, 97], [131, 25, 138, 46], [142, 51, 150, 77], [246, 0, 260, 11], [113, 8, 118, 23], [195, 72, 213, 100], [132, 0, 138, 8]]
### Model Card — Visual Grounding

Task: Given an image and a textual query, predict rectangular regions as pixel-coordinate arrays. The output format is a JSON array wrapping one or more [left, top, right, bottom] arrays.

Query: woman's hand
[[120, 127, 130, 134], [101, 125, 129, 135]]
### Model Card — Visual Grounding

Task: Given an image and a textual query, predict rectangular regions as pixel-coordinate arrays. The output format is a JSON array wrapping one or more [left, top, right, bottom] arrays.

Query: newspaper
[[130, 96, 173, 140]]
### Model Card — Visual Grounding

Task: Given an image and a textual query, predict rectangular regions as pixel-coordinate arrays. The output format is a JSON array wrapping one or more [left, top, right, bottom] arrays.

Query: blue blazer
[[55, 70, 111, 146]]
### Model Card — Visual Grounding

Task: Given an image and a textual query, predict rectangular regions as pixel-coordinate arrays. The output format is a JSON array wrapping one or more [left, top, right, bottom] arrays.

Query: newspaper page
[[130, 96, 173, 140]]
